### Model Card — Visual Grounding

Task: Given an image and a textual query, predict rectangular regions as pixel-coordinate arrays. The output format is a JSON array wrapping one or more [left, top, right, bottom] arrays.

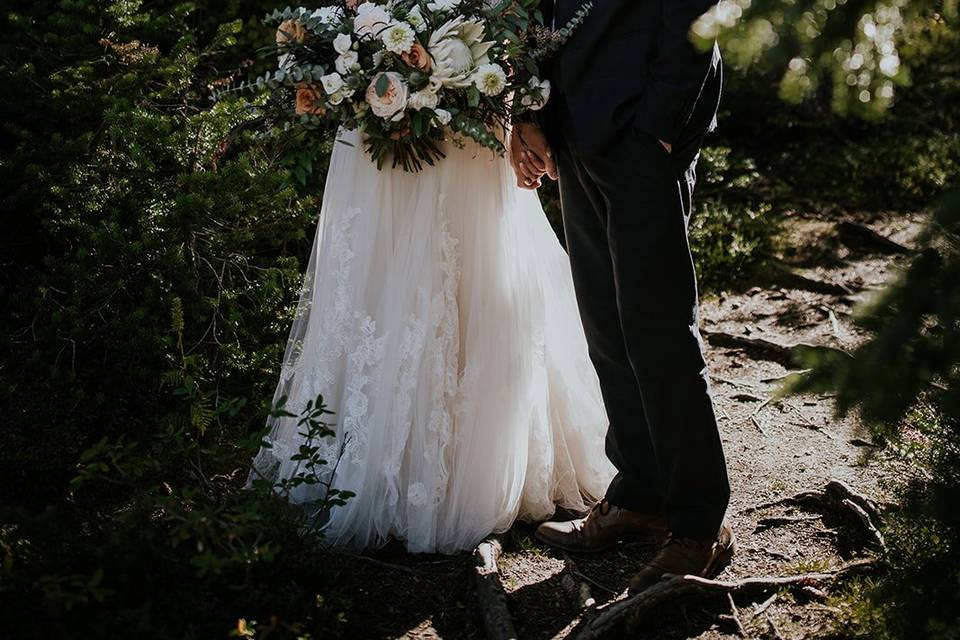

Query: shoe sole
[[533, 530, 666, 554]]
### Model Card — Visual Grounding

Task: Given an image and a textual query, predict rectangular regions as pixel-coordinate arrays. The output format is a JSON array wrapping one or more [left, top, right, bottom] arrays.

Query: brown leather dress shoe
[[535, 500, 668, 553], [628, 522, 736, 594]]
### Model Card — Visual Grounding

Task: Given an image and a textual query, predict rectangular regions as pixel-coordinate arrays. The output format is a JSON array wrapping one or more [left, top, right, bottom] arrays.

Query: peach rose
[[276, 19, 308, 46], [295, 85, 326, 116], [365, 72, 409, 120], [401, 42, 432, 73]]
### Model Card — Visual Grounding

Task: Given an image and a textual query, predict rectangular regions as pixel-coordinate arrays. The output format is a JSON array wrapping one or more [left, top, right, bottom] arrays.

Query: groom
[[509, 0, 733, 592]]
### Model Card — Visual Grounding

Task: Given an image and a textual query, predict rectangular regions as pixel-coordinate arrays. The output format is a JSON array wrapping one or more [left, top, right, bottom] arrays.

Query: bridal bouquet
[[248, 1, 591, 171]]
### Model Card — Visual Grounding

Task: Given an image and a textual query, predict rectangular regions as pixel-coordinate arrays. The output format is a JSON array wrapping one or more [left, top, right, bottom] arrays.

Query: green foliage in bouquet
[[227, 0, 588, 171]]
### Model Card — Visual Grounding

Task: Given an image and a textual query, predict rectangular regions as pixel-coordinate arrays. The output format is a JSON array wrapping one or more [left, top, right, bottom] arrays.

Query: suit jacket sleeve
[[634, 0, 718, 145]]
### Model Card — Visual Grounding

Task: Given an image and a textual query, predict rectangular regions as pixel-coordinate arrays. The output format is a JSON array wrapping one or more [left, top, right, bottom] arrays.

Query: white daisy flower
[[381, 22, 416, 54], [473, 63, 507, 96]]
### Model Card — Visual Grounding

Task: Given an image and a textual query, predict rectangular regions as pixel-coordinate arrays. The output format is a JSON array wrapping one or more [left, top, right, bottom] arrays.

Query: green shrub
[[0, 2, 354, 637], [793, 191, 960, 638]]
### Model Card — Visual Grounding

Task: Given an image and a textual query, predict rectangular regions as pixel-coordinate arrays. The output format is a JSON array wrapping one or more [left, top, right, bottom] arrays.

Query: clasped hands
[[508, 122, 558, 191], [508, 122, 672, 191]]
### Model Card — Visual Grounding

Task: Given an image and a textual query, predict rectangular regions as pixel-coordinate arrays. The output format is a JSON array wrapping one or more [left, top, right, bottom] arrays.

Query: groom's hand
[[509, 122, 558, 190]]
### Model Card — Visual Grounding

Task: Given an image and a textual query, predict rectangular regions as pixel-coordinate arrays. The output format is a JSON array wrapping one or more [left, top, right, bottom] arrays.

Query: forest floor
[[323, 209, 925, 640]]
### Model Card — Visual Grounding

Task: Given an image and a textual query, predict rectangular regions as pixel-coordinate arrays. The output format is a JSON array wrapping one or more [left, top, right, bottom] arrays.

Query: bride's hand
[[509, 123, 558, 190]]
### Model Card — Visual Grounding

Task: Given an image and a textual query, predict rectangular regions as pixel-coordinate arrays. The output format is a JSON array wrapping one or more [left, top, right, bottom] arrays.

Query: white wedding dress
[[251, 129, 615, 553]]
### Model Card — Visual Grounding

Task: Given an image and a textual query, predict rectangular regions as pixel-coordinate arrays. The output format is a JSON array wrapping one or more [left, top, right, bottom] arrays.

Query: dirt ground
[[329, 210, 925, 640]]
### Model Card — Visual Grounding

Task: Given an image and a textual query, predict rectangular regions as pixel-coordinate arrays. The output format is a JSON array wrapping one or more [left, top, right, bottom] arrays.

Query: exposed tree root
[[703, 330, 851, 369], [836, 221, 912, 255], [764, 259, 857, 295], [473, 536, 518, 640], [572, 559, 875, 639], [755, 514, 822, 530], [741, 478, 888, 551], [561, 554, 597, 611]]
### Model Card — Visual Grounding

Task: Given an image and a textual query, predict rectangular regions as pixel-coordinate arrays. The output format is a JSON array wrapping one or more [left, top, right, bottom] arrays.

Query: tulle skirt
[[251, 129, 615, 553]]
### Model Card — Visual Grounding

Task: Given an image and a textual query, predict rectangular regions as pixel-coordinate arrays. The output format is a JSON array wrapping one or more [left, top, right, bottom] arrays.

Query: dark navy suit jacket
[[541, 0, 722, 154]]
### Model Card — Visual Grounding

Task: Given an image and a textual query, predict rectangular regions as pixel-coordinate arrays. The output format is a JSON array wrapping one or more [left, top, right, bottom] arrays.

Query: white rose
[[365, 71, 409, 119], [406, 6, 427, 32], [333, 33, 353, 54], [433, 108, 452, 125], [427, 0, 460, 11], [408, 87, 440, 110], [329, 90, 347, 106], [381, 22, 416, 55], [473, 63, 507, 96], [320, 72, 344, 95], [336, 50, 360, 74], [354, 2, 391, 38], [520, 77, 551, 111]]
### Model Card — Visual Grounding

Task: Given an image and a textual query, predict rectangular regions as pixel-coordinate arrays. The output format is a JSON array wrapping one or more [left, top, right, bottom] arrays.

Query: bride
[[250, 123, 615, 554]]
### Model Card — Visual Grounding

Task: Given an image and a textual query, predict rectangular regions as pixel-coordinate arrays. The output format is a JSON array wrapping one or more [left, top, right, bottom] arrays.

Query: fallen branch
[[750, 415, 768, 437], [820, 304, 843, 340], [753, 593, 777, 615], [473, 536, 518, 640], [779, 399, 836, 439], [573, 559, 876, 639]]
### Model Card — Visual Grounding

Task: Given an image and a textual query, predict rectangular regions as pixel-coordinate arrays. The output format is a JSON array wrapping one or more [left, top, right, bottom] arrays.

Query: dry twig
[[727, 593, 748, 637]]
